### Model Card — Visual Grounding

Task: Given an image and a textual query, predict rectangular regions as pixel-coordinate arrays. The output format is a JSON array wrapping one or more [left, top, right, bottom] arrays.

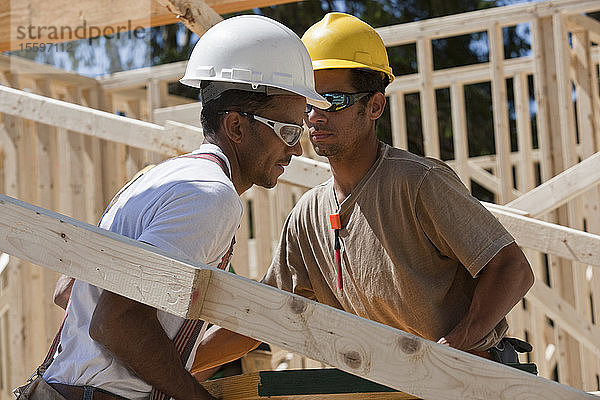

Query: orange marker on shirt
[[329, 213, 343, 295], [329, 213, 341, 230]]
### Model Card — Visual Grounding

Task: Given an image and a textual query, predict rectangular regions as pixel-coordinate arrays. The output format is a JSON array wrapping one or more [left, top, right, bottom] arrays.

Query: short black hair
[[200, 84, 277, 140], [348, 69, 388, 95]]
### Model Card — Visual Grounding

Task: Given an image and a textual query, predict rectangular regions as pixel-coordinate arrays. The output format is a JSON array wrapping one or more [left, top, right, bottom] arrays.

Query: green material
[[257, 369, 397, 396], [253, 364, 537, 395]]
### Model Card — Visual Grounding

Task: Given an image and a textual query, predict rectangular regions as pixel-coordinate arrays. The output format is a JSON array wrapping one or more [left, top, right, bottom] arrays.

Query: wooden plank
[[146, 79, 168, 123], [513, 72, 535, 193], [450, 83, 470, 189], [0, 85, 204, 156], [80, 88, 105, 223], [488, 207, 600, 267], [506, 151, 600, 217], [154, 102, 203, 127], [0, 194, 596, 400], [531, 17, 560, 183], [280, 157, 331, 189], [98, 61, 187, 91], [416, 37, 440, 159], [201, 369, 418, 399], [0, 194, 210, 318], [388, 57, 534, 98], [0, 0, 298, 52], [482, 202, 530, 217], [488, 22, 513, 203], [0, 55, 98, 88], [466, 161, 521, 200], [154, 0, 222, 36], [389, 92, 408, 150], [376, 0, 600, 47], [553, 13, 578, 171], [526, 280, 600, 359], [567, 14, 600, 44]]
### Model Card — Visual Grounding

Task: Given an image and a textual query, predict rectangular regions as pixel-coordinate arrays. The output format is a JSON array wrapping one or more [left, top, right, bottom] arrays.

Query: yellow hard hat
[[301, 13, 394, 84]]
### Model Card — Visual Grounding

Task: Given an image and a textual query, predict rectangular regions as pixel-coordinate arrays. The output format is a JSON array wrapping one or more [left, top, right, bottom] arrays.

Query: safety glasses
[[305, 92, 373, 113], [238, 112, 304, 147]]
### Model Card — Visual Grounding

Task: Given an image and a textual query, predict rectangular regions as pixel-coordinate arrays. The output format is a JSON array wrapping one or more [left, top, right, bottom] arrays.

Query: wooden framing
[[0, 194, 596, 400], [507, 152, 600, 217], [0, 0, 297, 52], [2, 0, 600, 395]]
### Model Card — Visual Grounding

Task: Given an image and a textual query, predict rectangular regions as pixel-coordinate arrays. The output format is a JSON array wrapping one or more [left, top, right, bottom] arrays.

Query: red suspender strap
[[150, 152, 235, 400]]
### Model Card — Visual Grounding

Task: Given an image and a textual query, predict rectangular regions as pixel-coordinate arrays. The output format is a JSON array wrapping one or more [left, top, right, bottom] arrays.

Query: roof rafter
[[0, 0, 297, 52]]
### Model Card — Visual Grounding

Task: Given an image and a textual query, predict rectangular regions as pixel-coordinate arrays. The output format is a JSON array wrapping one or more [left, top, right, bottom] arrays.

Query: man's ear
[[222, 112, 245, 144], [368, 92, 386, 120]]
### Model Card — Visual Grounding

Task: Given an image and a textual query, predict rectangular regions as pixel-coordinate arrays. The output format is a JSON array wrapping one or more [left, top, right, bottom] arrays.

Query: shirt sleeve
[[414, 165, 514, 277], [262, 210, 316, 301], [138, 181, 241, 265]]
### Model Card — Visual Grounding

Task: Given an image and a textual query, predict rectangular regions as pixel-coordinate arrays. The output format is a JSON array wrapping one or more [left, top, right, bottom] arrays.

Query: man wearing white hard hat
[[35, 15, 327, 400]]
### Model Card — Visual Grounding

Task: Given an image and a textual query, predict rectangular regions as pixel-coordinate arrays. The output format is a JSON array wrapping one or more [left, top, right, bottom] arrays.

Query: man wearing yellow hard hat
[[263, 13, 534, 364], [190, 13, 535, 375]]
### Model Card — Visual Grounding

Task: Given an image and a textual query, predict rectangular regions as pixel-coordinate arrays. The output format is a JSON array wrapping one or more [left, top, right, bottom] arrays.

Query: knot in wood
[[399, 336, 421, 355], [183, 7, 195, 23], [288, 296, 307, 314], [343, 350, 362, 369]]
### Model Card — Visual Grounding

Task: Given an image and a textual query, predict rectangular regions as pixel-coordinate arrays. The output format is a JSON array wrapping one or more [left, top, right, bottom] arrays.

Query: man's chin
[[313, 144, 337, 157]]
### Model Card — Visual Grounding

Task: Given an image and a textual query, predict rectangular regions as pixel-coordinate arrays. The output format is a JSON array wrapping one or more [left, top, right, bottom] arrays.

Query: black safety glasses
[[305, 92, 373, 113]]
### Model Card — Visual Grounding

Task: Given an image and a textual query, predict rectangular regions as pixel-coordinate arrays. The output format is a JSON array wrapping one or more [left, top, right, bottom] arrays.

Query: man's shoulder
[[382, 145, 448, 172]]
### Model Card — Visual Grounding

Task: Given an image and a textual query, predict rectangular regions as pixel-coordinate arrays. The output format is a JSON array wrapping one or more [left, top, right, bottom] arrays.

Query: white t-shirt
[[43, 144, 242, 400]]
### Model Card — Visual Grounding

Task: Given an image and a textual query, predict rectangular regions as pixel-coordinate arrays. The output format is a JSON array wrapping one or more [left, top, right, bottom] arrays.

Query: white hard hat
[[180, 15, 329, 109]]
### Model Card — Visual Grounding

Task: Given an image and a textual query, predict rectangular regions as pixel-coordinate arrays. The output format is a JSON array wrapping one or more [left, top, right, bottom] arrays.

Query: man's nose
[[305, 107, 328, 125]]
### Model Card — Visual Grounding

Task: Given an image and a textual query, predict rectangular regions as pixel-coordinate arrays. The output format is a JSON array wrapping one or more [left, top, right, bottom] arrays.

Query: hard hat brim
[[312, 59, 395, 84], [179, 76, 330, 109]]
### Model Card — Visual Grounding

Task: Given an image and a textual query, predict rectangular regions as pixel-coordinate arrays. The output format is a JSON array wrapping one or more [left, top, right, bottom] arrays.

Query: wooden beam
[[154, 0, 222, 36], [507, 151, 600, 217], [416, 37, 440, 159], [488, 22, 513, 203], [0, 85, 204, 155], [98, 61, 187, 91], [280, 157, 331, 190], [0, 0, 298, 52], [0, 194, 211, 318], [488, 207, 600, 267], [377, 0, 600, 47], [482, 202, 530, 217], [0, 55, 99, 88], [526, 280, 600, 360], [0, 194, 595, 400], [567, 14, 600, 44]]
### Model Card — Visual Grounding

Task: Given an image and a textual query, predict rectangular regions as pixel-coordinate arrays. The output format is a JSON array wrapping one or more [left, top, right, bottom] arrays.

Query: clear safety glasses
[[305, 92, 373, 113], [222, 112, 304, 147]]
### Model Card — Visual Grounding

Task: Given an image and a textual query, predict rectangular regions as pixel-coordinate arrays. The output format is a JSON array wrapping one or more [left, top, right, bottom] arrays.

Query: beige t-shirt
[[264, 143, 513, 351]]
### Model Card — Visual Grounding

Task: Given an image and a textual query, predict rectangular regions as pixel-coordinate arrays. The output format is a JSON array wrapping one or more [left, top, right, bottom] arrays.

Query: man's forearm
[[441, 242, 534, 350], [90, 291, 214, 400]]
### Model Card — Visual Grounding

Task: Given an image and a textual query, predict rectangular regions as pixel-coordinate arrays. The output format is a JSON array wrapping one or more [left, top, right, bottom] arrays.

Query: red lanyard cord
[[329, 213, 343, 295]]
